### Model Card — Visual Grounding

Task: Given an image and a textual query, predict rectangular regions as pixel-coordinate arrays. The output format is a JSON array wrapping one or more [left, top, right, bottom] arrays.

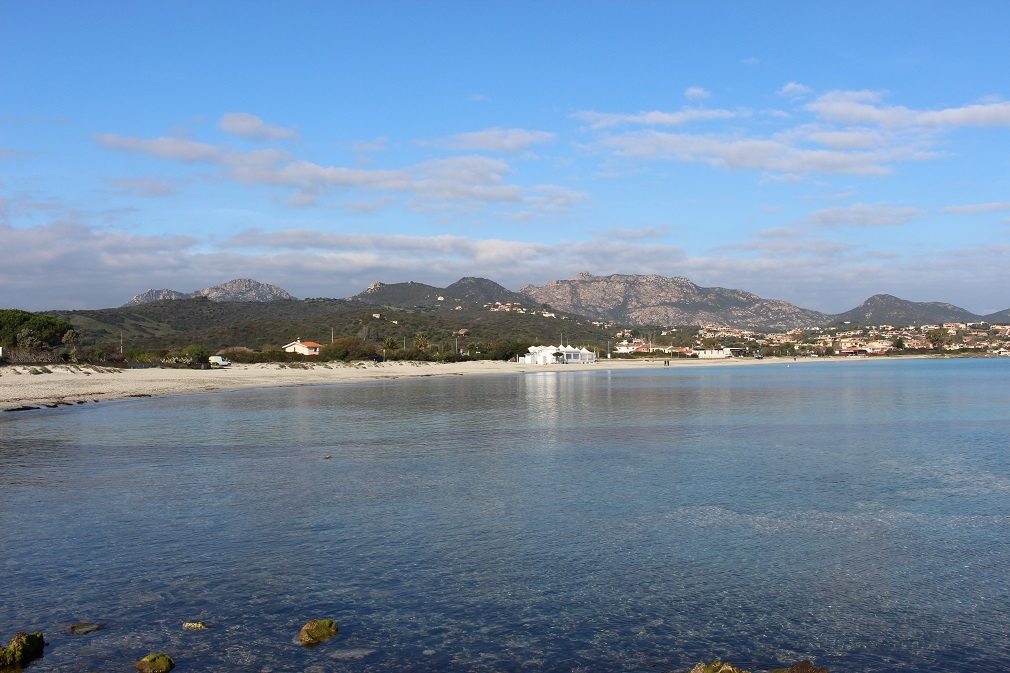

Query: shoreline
[[0, 355, 932, 413]]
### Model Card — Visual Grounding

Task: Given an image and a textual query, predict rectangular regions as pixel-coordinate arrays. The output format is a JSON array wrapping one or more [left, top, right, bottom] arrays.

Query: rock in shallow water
[[690, 661, 751, 673], [0, 631, 46, 668], [68, 622, 102, 635], [134, 652, 175, 672], [770, 662, 829, 673], [688, 660, 829, 673], [298, 619, 338, 646]]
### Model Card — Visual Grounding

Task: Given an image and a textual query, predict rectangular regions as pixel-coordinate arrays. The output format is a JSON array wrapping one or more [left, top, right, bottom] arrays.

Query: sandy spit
[[0, 356, 901, 413]]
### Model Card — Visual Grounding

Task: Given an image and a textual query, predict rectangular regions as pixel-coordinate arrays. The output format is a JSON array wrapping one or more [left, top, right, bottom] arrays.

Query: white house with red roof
[[283, 338, 324, 356]]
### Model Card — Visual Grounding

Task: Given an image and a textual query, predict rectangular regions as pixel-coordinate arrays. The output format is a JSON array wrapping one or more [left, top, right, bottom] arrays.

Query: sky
[[3, 2, 1010, 314]]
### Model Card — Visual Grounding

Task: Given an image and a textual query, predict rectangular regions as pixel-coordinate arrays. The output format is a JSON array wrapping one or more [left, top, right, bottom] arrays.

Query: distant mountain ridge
[[122, 274, 1009, 328], [124, 278, 295, 306], [830, 294, 985, 326], [518, 272, 831, 331], [350, 277, 524, 309]]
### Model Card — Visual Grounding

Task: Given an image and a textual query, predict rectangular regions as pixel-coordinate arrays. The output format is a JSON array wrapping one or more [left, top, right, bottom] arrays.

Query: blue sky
[[3, 1, 1010, 314]]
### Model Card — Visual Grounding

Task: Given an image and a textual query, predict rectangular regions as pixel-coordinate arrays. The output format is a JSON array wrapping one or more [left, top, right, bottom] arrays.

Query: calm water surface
[[2, 358, 1009, 672]]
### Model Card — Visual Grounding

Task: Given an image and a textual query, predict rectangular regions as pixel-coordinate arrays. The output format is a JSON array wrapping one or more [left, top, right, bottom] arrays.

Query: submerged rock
[[689, 661, 751, 673], [298, 618, 338, 646], [134, 652, 175, 672], [182, 621, 208, 630], [0, 632, 46, 668], [68, 622, 101, 635], [770, 663, 829, 673]]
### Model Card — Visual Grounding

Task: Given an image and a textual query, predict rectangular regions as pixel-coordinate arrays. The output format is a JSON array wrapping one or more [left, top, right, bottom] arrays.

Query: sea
[[1, 357, 1008, 673]]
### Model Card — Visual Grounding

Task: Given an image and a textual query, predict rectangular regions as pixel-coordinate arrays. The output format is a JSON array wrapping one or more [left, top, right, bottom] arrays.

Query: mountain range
[[124, 278, 294, 306], [124, 274, 1010, 330]]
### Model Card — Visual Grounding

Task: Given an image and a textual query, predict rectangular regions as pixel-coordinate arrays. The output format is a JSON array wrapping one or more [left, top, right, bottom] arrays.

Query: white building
[[696, 348, 736, 359], [283, 338, 324, 356], [520, 344, 597, 365]]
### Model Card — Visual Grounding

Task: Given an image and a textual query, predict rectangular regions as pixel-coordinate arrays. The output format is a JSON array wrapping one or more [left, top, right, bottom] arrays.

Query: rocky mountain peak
[[122, 278, 294, 306], [519, 273, 829, 330], [191, 279, 294, 302], [123, 289, 189, 306]]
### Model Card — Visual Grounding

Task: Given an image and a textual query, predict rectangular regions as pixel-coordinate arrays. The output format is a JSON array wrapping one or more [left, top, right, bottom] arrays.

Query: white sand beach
[[0, 355, 890, 412]]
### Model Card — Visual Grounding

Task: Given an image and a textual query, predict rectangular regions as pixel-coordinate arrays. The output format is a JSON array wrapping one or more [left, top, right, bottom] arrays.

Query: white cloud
[[573, 107, 737, 129], [96, 131, 581, 217], [105, 177, 177, 197], [603, 225, 671, 240], [339, 197, 398, 215], [941, 201, 1010, 214], [97, 134, 226, 162], [778, 82, 812, 99], [806, 203, 925, 227], [219, 112, 297, 140], [584, 89, 980, 178], [804, 129, 884, 150], [917, 102, 1010, 127], [425, 128, 557, 154], [600, 131, 895, 176], [808, 90, 1010, 128], [685, 86, 711, 101]]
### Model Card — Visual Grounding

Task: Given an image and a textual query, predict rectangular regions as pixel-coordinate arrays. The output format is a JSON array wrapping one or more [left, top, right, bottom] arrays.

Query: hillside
[[349, 277, 524, 310], [518, 272, 830, 331], [982, 308, 1010, 324], [830, 294, 983, 326], [46, 297, 614, 354]]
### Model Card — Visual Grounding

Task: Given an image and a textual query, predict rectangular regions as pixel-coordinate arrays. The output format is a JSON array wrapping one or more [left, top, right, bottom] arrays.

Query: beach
[[0, 355, 888, 412]]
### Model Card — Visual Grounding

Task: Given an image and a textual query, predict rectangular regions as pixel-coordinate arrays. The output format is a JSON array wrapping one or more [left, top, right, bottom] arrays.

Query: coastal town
[[481, 300, 1010, 358]]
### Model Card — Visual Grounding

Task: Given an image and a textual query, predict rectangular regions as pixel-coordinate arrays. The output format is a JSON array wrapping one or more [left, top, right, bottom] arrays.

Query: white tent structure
[[521, 344, 597, 365]]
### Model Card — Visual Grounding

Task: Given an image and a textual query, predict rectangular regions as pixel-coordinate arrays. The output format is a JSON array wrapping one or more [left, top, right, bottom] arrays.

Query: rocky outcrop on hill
[[518, 272, 829, 330], [124, 289, 188, 306], [124, 279, 294, 306], [189, 278, 294, 302], [830, 293, 981, 326]]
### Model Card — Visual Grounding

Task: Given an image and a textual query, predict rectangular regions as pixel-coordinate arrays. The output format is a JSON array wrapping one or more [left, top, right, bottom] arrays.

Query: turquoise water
[[2, 358, 1009, 672]]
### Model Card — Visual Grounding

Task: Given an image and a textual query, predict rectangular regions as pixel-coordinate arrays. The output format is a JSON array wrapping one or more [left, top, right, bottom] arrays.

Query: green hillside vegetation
[[42, 297, 617, 362]]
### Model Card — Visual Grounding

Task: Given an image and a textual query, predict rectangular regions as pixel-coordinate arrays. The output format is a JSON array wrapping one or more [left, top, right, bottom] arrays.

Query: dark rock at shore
[[688, 660, 829, 673], [298, 618, 338, 646], [134, 652, 175, 672], [0, 631, 46, 668]]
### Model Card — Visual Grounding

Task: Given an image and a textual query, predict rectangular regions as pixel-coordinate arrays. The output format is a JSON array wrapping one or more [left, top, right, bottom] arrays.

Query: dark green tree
[[925, 328, 955, 350], [0, 309, 74, 348]]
